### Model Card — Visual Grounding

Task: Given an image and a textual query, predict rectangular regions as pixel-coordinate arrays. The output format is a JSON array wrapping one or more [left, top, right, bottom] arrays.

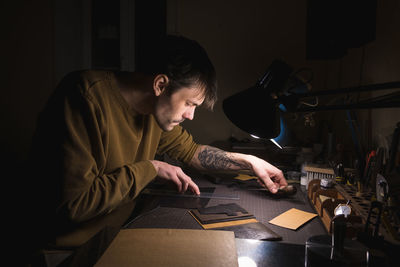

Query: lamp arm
[[295, 101, 400, 112], [298, 81, 400, 97], [280, 80, 400, 112]]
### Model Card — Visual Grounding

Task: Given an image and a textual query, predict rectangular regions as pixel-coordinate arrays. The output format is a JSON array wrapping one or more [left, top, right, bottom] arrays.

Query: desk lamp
[[223, 59, 400, 148], [222, 60, 294, 147]]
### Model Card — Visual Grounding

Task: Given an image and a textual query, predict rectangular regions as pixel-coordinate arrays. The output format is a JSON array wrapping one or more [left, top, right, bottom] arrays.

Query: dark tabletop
[[126, 172, 327, 245], [43, 171, 327, 267]]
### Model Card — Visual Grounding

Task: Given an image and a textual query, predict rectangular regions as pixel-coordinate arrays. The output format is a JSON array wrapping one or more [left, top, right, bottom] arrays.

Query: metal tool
[[364, 201, 383, 239], [363, 150, 376, 187], [346, 110, 365, 175], [334, 200, 352, 218], [368, 148, 385, 189], [141, 188, 240, 200], [335, 163, 345, 184], [376, 174, 389, 203], [305, 213, 369, 267], [387, 122, 400, 174]]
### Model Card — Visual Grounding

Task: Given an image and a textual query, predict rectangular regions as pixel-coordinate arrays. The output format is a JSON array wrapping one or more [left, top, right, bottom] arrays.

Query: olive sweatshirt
[[28, 70, 199, 248]]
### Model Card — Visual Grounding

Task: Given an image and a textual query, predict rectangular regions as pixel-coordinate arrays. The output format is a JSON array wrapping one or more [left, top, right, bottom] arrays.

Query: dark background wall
[[2, 0, 54, 171], [2, 0, 400, 169], [174, 0, 400, 150]]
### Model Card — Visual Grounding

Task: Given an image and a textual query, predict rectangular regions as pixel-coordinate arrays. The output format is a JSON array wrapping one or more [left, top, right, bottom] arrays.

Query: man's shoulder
[[58, 70, 115, 100], [62, 70, 112, 88]]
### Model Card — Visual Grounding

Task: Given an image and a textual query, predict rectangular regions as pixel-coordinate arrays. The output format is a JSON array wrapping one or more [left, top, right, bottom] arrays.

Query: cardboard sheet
[[268, 208, 317, 230], [95, 228, 238, 267]]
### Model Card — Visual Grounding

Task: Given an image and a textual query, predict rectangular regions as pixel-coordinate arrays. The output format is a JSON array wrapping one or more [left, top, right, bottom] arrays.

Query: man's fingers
[[176, 171, 200, 195], [182, 179, 189, 192], [182, 177, 200, 196], [188, 180, 200, 195], [266, 182, 278, 194], [154, 162, 200, 195], [176, 171, 190, 192], [172, 176, 183, 192], [259, 177, 278, 194], [274, 171, 288, 187]]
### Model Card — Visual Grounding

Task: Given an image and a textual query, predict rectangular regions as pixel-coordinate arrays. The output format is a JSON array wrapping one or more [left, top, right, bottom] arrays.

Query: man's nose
[[183, 107, 195, 120]]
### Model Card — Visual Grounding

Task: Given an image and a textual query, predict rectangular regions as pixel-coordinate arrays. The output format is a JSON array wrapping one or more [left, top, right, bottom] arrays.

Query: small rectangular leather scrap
[[190, 203, 254, 224]]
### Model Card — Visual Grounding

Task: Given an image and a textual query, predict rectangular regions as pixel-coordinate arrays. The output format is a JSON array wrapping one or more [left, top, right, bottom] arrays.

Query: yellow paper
[[268, 208, 317, 230], [234, 173, 257, 181], [319, 195, 333, 203]]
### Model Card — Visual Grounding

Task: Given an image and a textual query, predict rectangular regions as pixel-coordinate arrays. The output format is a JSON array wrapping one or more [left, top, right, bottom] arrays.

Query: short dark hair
[[136, 35, 217, 110]]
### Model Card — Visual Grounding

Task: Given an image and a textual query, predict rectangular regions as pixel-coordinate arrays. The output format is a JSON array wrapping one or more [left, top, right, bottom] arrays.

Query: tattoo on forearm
[[197, 147, 247, 170]]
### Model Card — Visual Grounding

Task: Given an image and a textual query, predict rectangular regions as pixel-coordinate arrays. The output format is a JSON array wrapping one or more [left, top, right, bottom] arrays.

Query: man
[[27, 35, 287, 251]]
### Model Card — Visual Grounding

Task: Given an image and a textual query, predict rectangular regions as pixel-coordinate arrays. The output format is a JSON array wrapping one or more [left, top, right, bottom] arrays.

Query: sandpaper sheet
[[95, 228, 238, 267], [268, 208, 317, 230]]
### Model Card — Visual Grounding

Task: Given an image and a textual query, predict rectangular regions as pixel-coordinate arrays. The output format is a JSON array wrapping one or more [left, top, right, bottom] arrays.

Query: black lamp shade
[[223, 85, 280, 139], [223, 59, 294, 139]]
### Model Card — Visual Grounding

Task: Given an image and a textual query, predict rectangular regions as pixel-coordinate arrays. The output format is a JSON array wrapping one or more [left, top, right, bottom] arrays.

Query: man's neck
[[116, 72, 155, 114]]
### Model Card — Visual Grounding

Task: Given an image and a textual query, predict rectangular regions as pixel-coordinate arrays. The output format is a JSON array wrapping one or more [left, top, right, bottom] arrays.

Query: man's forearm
[[190, 145, 250, 171], [190, 145, 287, 193]]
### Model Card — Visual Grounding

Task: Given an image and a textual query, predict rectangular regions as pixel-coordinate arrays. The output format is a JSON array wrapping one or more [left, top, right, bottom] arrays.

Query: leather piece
[[191, 207, 254, 224], [198, 203, 249, 216], [213, 222, 282, 241]]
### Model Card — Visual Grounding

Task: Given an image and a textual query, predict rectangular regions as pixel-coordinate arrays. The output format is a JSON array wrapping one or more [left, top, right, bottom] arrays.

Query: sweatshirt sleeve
[[157, 125, 200, 164], [34, 75, 157, 224]]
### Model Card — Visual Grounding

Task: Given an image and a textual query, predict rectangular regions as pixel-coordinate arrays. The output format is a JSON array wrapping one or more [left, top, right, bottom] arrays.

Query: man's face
[[154, 86, 205, 131]]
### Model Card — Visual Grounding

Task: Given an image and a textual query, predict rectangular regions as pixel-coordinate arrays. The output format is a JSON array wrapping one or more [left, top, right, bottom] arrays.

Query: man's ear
[[153, 74, 169, 96]]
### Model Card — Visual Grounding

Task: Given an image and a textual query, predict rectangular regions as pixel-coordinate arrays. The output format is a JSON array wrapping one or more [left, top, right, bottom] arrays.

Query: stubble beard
[[155, 115, 175, 132]]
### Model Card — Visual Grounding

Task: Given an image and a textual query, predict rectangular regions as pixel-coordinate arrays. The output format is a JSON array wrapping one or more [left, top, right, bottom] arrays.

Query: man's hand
[[246, 155, 288, 194], [150, 160, 200, 195], [190, 145, 287, 194]]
